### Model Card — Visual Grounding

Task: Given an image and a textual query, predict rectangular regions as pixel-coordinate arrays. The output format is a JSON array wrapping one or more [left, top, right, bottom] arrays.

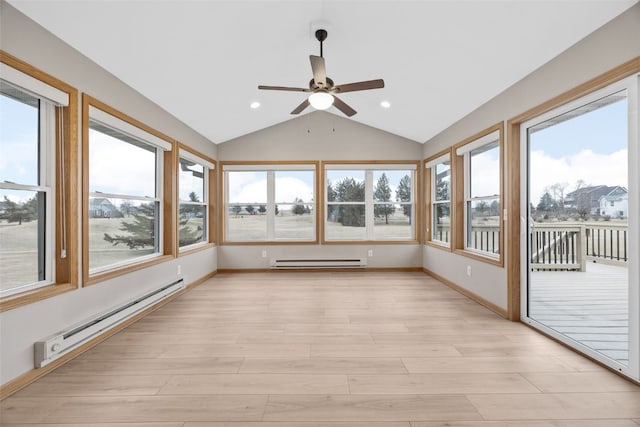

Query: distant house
[[565, 185, 626, 216], [89, 198, 122, 218], [599, 186, 628, 218]]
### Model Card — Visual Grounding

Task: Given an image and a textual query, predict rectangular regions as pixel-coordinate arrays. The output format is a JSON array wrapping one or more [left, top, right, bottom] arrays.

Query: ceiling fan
[[258, 29, 385, 117]]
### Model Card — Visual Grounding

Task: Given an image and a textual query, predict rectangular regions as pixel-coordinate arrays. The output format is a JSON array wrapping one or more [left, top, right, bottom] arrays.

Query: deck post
[[578, 225, 586, 272]]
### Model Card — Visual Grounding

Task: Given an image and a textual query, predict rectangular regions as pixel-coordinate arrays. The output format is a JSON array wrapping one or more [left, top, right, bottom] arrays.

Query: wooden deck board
[[530, 262, 629, 364]]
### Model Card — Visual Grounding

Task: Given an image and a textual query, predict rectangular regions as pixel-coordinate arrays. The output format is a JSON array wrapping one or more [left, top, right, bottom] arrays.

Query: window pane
[[179, 204, 206, 247], [227, 171, 266, 204], [227, 204, 267, 241], [327, 171, 365, 202], [374, 204, 411, 240], [89, 198, 158, 271], [89, 127, 156, 197], [179, 158, 204, 202], [275, 171, 314, 203], [326, 203, 366, 240], [470, 141, 500, 198], [275, 204, 314, 240], [433, 203, 450, 243], [0, 90, 39, 186], [467, 198, 500, 254], [0, 189, 45, 293], [434, 161, 450, 201]]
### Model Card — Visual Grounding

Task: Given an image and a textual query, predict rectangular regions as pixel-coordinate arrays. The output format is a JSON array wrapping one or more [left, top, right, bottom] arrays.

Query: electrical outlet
[[466, 265, 472, 276], [368, 249, 373, 257], [177, 264, 182, 275], [261, 250, 267, 258]]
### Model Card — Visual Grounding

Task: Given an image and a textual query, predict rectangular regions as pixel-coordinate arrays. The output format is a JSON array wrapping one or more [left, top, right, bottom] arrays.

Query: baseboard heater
[[34, 278, 184, 368], [270, 258, 366, 269]]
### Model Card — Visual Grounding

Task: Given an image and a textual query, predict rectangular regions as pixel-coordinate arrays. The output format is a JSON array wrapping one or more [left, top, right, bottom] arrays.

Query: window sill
[[424, 240, 452, 252], [178, 242, 216, 256], [0, 282, 76, 313], [322, 239, 419, 245], [222, 240, 319, 246], [454, 248, 504, 267], [85, 254, 173, 286]]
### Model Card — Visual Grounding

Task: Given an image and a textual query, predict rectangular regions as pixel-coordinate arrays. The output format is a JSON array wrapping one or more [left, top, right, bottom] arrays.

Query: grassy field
[[227, 211, 412, 241]]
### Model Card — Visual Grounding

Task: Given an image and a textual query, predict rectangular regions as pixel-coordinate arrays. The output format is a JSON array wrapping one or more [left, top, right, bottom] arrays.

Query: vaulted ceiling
[[7, 0, 638, 144]]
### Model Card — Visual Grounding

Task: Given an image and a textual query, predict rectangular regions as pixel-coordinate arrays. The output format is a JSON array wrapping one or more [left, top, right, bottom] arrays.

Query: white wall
[[218, 111, 423, 270], [0, 2, 218, 385], [422, 4, 640, 312]]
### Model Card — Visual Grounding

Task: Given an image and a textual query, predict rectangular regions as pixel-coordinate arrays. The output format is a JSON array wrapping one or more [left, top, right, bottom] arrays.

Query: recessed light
[[380, 101, 391, 109], [250, 101, 261, 109]]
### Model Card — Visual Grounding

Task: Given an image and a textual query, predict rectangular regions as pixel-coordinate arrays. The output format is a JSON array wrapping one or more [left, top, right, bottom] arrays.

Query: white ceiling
[[7, 0, 638, 144]]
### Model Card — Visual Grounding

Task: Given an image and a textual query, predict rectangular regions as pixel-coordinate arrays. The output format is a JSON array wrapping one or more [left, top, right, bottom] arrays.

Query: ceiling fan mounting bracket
[[315, 29, 328, 43]]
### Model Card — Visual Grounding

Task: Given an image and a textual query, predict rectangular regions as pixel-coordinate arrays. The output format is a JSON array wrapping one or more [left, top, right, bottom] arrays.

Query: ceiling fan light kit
[[308, 91, 334, 110], [258, 29, 384, 117]]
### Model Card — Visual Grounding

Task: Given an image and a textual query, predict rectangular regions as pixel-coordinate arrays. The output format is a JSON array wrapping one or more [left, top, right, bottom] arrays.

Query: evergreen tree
[[536, 192, 558, 215], [335, 177, 365, 227], [104, 203, 156, 249], [232, 205, 242, 217], [258, 204, 267, 214], [245, 205, 255, 215], [0, 195, 37, 225], [374, 173, 394, 224], [292, 197, 306, 215], [395, 174, 412, 223]]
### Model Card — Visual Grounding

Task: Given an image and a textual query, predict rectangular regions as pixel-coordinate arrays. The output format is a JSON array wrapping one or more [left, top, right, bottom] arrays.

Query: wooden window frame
[[322, 160, 421, 245], [452, 123, 505, 267], [176, 143, 216, 255], [82, 94, 175, 286], [424, 150, 452, 251], [220, 161, 320, 245], [0, 51, 78, 312]]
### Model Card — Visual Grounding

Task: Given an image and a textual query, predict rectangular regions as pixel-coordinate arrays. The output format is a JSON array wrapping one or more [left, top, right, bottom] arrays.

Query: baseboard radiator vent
[[34, 278, 184, 368], [270, 258, 366, 269]]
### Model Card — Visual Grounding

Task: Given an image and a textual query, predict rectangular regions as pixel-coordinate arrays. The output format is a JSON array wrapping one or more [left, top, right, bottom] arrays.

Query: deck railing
[[530, 224, 584, 271], [585, 224, 628, 263], [530, 222, 628, 271]]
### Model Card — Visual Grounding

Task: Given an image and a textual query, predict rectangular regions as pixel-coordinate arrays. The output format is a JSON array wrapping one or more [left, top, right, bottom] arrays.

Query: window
[[83, 96, 173, 283], [455, 125, 502, 260], [178, 147, 215, 250], [425, 154, 451, 247], [324, 163, 417, 242], [223, 163, 317, 242], [0, 52, 77, 304]]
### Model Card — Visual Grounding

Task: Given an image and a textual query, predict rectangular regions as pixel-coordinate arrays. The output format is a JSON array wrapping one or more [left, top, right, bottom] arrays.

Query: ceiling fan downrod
[[316, 29, 328, 58]]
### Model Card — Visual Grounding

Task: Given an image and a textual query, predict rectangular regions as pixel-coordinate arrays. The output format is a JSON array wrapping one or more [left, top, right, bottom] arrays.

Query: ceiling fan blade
[[332, 79, 385, 93], [332, 95, 357, 117], [291, 98, 310, 115], [258, 85, 310, 92], [309, 55, 327, 88]]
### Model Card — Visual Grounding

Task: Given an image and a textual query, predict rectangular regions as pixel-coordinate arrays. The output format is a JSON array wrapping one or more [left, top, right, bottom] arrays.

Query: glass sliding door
[[521, 75, 638, 380]]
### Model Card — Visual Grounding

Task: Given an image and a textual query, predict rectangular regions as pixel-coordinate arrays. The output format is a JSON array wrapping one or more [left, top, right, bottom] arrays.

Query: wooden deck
[[530, 262, 629, 365]]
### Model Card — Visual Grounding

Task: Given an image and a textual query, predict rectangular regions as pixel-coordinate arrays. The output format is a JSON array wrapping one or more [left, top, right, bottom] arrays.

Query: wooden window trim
[[424, 150, 453, 252], [0, 51, 78, 312], [82, 94, 175, 286], [506, 57, 640, 321], [452, 122, 505, 267], [220, 160, 320, 245], [321, 160, 421, 245], [176, 143, 217, 255]]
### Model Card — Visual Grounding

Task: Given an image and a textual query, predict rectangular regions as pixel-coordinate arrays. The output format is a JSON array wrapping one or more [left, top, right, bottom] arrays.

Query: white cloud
[[229, 175, 314, 205], [529, 148, 627, 203], [88, 130, 156, 197]]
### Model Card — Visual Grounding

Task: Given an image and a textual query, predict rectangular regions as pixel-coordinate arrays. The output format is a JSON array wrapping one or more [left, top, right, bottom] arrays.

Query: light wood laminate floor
[[2, 271, 639, 426]]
